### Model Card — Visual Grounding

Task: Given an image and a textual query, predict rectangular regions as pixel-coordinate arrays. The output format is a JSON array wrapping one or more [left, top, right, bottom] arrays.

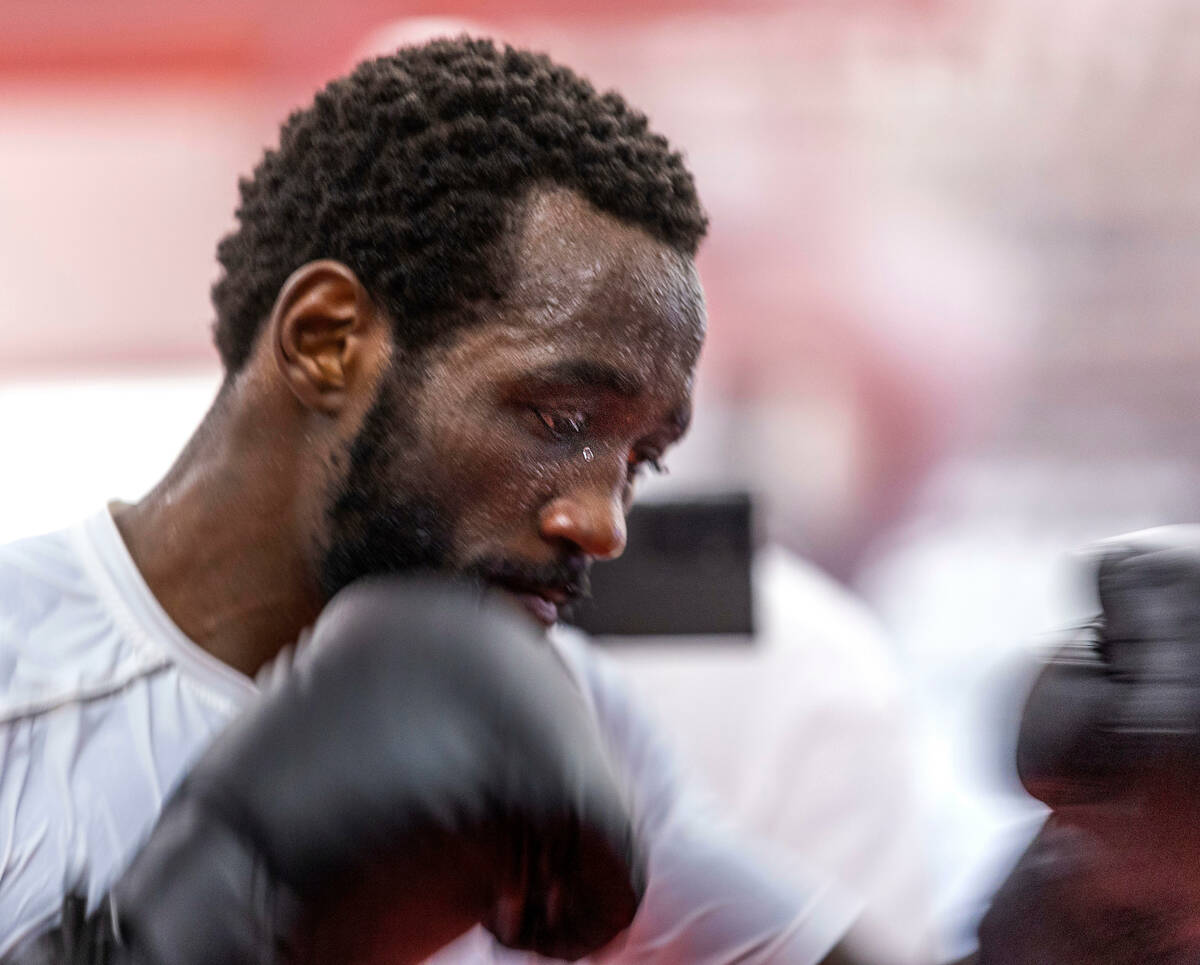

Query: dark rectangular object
[[566, 493, 755, 639]]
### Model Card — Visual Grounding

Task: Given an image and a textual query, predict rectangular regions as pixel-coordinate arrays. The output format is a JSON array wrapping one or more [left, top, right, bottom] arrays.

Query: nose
[[538, 489, 628, 561]]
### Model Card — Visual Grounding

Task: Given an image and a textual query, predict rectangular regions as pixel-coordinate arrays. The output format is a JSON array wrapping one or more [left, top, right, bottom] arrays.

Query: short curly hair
[[211, 36, 708, 373]]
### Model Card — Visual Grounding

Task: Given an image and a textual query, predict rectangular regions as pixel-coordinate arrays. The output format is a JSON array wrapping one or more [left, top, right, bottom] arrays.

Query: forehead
[[437, 188, 706, 398]]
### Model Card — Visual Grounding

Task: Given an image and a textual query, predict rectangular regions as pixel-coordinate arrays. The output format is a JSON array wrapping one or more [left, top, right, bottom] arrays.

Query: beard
[[317, 372, 455, 600], [316, 366, 595, 620]]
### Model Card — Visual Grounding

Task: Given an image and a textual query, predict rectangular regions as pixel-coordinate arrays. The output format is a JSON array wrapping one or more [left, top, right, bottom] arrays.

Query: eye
[[531, 406, 589, 439]]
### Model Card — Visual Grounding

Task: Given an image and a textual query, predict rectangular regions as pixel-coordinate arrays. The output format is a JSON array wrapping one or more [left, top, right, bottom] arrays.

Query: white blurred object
[[605, 545, 938, 965]]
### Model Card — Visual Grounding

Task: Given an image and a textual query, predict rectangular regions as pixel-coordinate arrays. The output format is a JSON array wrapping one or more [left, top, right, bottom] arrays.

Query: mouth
[[507, 590, 562, 627], [472, 558, 589, 630], [489, 580, 573, 628]]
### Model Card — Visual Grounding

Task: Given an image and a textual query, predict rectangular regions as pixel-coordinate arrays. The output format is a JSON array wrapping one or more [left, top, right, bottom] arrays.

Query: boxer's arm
[[818, 939, 979, 964], [819, 941, 868, 965], [556, 634, 862, 965], [610, 805, 862, 964]]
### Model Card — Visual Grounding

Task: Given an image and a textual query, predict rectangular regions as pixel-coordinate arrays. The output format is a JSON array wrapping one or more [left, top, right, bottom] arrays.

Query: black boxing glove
[[980, 527, 1200, 964], [6, 576, 644, 964], [1018, 526, 1200, 806]]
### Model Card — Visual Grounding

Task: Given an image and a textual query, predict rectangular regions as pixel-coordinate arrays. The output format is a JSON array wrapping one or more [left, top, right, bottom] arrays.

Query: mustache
[[465, 555, 593, 605]]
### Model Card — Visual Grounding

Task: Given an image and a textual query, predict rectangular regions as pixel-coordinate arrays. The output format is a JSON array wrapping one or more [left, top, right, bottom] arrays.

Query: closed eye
[[531, 406, 590, 439]]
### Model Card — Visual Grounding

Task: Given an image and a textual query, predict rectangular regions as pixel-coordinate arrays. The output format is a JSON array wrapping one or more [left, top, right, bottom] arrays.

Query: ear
[[270, 260, 390, 416]]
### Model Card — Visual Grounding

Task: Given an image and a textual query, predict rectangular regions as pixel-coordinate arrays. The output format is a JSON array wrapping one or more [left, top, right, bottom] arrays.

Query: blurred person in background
[[0, 35, 907, 965]]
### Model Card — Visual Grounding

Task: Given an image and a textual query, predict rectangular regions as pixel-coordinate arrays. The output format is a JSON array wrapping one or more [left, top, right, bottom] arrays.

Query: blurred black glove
[[6, 576, 644, 964], [980, 527, 1200, 964]]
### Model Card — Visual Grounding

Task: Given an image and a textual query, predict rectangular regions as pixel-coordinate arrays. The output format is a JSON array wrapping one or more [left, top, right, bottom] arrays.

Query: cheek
[[425, 418, 537, 499], [415, 414, 554, 546]]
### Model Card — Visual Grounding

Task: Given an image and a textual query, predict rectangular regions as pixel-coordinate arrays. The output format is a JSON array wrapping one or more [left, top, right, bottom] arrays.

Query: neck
[[113, 384, 327, 677]]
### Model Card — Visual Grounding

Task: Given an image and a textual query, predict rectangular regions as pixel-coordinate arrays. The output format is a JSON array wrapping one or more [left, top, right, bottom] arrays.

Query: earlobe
[[271, 260, 387, 416]]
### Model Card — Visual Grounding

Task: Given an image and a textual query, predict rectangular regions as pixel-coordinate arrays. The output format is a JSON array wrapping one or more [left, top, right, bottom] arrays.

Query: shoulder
[[0, 514, 165, 720], [0, 521, 102, 688], [0, 518, 253, 954], [0, 522, 86, 628]]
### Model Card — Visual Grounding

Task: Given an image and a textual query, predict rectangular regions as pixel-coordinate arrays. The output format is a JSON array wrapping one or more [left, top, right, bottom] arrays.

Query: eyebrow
[[522, 360, 645, 398]]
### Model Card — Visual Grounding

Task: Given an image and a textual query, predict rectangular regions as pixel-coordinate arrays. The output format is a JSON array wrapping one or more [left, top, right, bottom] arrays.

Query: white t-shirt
[[0, 509, 859, 962]]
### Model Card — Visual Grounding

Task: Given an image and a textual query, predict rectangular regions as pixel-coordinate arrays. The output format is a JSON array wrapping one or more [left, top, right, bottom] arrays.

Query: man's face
[[318, 188, 706, 626]]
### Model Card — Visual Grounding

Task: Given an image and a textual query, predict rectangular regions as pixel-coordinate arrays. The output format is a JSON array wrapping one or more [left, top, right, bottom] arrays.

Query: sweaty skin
[[386, 189, 705, 622], [112, 186, 705, 675]]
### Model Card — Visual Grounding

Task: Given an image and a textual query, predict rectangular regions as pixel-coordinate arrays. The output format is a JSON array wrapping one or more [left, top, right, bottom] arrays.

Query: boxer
[[0, 36, 863, 964]]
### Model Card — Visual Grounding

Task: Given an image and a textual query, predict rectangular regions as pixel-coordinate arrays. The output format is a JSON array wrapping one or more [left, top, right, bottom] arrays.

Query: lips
[[473, 558, 586, 629], [489, 580, 571, 627], [509, 591, 561, 627]]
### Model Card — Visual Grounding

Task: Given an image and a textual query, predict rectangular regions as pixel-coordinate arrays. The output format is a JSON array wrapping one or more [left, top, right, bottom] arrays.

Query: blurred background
[[5, 0, 1200, 960]]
